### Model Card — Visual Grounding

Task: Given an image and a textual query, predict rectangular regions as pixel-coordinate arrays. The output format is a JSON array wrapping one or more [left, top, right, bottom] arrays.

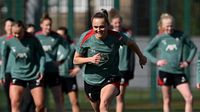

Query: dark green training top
[[1, 33, 45, 80], [144, 30, 197, 74], [76, 29, 131, 85], [35, 31, 70, 73]]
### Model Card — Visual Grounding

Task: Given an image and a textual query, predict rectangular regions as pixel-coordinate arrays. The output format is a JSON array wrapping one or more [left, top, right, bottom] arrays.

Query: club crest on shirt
[[175, 38, 180, 41], [11, 47, 16, 52], [161, 40, 167, 45]]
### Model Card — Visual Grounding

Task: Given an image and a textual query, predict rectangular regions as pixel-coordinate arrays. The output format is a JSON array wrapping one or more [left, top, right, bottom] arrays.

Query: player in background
[[0, 20, 45, 112], [110, 13, 135, 112], [144, 13, 197, 112], [35, 13, 69, 112], [0, 18, 14, 112], [57, 26, 81, 112]]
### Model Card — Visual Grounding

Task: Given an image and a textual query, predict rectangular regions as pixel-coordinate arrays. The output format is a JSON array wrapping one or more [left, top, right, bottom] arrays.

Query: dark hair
[[57, 26, 73, 43], [4, 18, 14, 23], [12, 20, 25, 29], [40, 13, 52, 23], [91, 9, 110, 25], [26, 23, 35, 28]]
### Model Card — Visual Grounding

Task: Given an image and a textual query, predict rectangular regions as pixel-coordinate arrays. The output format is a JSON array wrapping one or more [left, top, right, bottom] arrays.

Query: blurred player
[[57, 26, 81, 112], [35, 14, 69, 112], [0, 20, 45, 112], [110, 14, 135, 112], [144, 13, 197, 112]]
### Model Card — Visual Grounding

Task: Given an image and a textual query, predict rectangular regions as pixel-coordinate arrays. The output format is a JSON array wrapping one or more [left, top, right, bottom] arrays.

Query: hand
[[69, 66, 81, 77], [156, 59, 167, 67], [139, 55, 147, 69], [37, 73, 44, 81], [196, 83, 200, 89], [90, 53, 101, 65], [0, 79, 5, 85], [179, 61, 189, 68]]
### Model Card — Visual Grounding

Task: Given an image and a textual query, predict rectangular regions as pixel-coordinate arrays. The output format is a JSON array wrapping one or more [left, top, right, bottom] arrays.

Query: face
[[4, 21, 13, 35], [57, 29, 65, 37], [161, 18, 174, 34], [26, 26, 35, 34], [111, 17, 122, 32], [92, 18, 108, 39], [40, 19, 52, 34], [12, 25, 23, 38]]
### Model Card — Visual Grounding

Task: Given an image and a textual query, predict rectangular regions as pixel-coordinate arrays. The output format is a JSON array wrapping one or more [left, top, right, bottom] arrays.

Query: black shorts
[[157, 71, 188, 88], [10, 78, 44, 89], [44, 72, 61, 87], [84, 76, 120, 102], [119, 71, 132, 86], [61, 77, 78, 93]]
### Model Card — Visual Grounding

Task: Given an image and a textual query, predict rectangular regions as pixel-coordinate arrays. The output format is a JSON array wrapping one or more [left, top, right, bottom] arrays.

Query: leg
[[161, 85, 171, 112], [100, 84, 119, 112], [9, 85, 24, 112], [89, 100, 100, 112], [31, 87, 45, 112], [50, 85, 65, 112], [20, 88, 35, 112], [68, 91, 80, 112], [116, 85, 126, 112], [3, 74, 11, 112], [176, 83, 193, 112]]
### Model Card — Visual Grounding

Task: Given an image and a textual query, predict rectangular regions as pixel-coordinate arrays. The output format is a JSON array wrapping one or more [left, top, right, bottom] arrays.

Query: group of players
[[0, 8, 199, 112]]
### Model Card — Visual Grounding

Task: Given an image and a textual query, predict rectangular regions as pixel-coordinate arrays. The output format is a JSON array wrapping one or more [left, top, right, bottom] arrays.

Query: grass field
[[0, 87, 200, 112]]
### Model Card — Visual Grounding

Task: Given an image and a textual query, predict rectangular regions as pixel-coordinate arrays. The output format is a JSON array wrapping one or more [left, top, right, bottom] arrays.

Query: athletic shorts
[[44, 72, 61, 87], [60, 77, 78, 93], [157, 71, 188, 88], [119, 71, 132, 86], [10, 78, 44, 89], [84, 76, 120, 102]]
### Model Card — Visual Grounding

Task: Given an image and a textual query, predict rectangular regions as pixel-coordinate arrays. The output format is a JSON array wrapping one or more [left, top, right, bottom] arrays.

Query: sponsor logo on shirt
[[42, 45, 52, 51], [16, 53, 28, 58], [11, 47, 16, 52], [165, 44, 177, 51]]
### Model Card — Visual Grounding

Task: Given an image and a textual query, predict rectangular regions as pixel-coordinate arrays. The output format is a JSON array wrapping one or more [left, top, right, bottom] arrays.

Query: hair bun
[[100, 9, 108, 18]]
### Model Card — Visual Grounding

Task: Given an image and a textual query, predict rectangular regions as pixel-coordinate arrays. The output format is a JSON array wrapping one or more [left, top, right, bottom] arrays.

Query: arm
[[73, 51, 101, 65], [126, 40, 147, 68], [144, 37, 160, 64], [34, 38, 45, 75], [0, 41, 9, 84], [184, 37, 197, 63], [179, 36, 197, 68], [196, 52, 200, 89]]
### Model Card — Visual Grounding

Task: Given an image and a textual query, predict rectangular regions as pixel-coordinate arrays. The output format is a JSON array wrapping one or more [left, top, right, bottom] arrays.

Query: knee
[[71, 99, 79, 106], [11, 98, 20, 107], [99, 100, 109, 111], [163, 97, 171, 105], [35, 104, 45, 112], [185, 94, 193, 104], [116, 96, 124, 104]]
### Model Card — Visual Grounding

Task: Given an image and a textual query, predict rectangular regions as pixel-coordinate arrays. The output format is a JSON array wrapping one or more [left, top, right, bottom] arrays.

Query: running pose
[[74, 9, 146, 112]]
